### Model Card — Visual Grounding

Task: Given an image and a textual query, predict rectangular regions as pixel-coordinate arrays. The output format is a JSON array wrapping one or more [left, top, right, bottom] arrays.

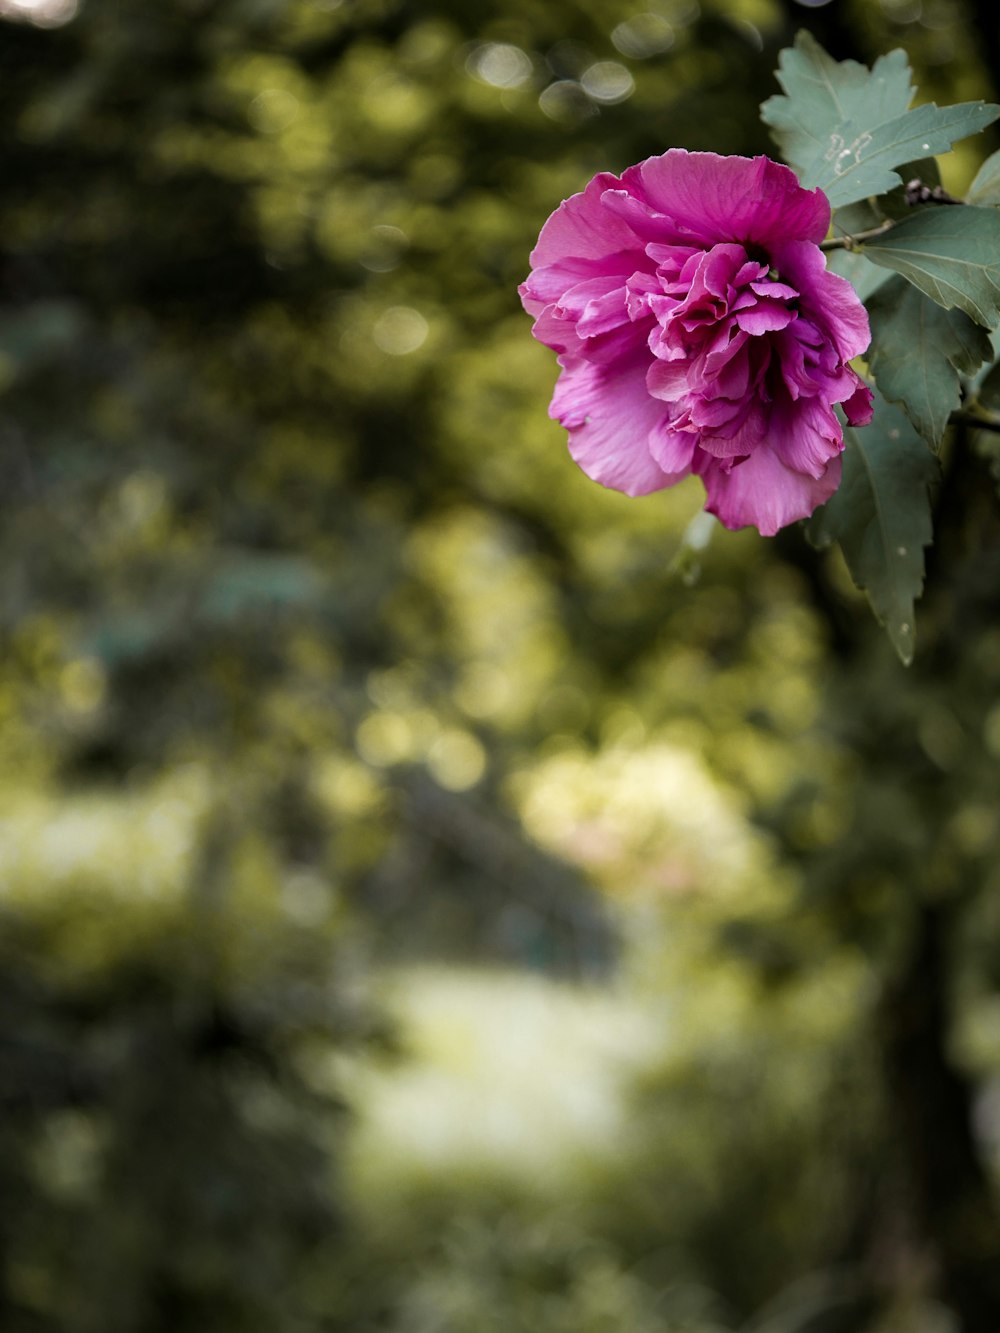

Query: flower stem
[[820, 220, 897, 252]]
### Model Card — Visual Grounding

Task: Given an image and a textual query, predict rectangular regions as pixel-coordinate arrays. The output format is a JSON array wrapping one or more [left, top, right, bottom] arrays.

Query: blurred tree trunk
[[879, 899, 1000, 1328], [779, 424, 1000, 1325], [877, 438, 1000, 1324], [880, 437, 1000, 1326]]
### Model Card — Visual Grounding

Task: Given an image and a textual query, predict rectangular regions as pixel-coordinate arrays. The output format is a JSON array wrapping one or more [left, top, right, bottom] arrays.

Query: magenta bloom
[[519, 150, 873, 535]]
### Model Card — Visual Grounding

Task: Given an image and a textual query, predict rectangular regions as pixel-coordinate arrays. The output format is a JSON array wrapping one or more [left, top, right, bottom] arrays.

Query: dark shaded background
[[1, 0, 1000, 1329]]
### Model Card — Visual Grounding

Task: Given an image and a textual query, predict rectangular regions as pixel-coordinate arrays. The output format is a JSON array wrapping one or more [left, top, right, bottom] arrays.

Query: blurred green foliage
[[1, 0, 1000, 1329]]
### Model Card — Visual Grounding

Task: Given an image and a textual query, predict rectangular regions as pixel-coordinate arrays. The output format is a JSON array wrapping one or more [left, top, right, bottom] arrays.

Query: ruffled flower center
[[621, 241, 836, 463]]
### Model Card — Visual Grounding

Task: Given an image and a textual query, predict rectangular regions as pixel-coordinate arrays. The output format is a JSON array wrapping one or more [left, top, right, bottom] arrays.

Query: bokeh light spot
[[0, 0, 78, 26], [539, 80, 597, 123], [611, 14, 675, 58], [466, 42, 533, 89], [357, 711, 414, 766], [360, 224, 408, 273], [581, 61, 635, 104], [426, 730, 486, 791], [373, 306, 429, 356], [248, 88, 300, 134]]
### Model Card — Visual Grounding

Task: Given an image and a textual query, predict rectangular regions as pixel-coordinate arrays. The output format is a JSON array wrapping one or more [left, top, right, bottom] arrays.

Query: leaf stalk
[[820, 220, 897, 252]]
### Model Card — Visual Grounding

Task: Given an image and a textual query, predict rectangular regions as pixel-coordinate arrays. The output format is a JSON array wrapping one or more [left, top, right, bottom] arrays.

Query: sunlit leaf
[[862, 206, 1000, 327], [807, 389, 938, 664], [762, 32, 999, 210], [867, 276, 991, 448]]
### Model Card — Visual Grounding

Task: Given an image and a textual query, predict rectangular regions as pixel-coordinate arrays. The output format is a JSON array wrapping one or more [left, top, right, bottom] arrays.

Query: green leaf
[[976, 356, 1000, 412], [807, 388, 938, 664], [862, 206, 1000, 326], [820, 103, 1000, 210], [826, 248, 892, 303], [831, 157, 941, 238], [866, 276, 992, 447], [966, 148, 1000, 205], [762, 34, 912, 178], [965, 328, 1000, 429], [761, 32, 999, 209]]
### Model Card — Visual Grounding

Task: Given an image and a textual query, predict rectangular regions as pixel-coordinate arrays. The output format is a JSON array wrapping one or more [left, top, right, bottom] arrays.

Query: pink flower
[[519, 150, 873, 536]]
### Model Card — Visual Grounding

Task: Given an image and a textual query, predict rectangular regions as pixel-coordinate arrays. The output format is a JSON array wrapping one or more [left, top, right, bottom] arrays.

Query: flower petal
[[735, 301, 797, 335], [634, 151, 830, 248], [770, 241, 871, 361], [768, 395, 843, 480], [530, 172, 646, 267], [698, 445, 842, 536], [843, 373, 874, 426], [520, 249, 650, 322], [649, 417, 697, 476], [550, 352, 677, 496]]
